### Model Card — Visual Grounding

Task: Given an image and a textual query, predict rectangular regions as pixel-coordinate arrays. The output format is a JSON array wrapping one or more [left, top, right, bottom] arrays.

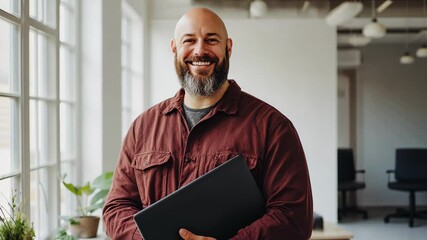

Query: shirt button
[[184, 158, 191, 163]]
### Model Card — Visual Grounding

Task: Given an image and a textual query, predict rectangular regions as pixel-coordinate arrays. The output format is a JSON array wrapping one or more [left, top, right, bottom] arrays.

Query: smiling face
[[171, 8, 233, 96]]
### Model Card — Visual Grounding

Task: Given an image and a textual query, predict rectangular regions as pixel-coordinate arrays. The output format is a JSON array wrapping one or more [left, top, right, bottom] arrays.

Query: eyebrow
[[180, 33, 222, 40], [206, 33, 221, 38]]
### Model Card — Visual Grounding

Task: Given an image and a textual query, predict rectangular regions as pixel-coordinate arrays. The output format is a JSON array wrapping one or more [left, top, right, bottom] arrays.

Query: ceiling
[[193, 0, 426, 18], [192, 0, 427, 46]]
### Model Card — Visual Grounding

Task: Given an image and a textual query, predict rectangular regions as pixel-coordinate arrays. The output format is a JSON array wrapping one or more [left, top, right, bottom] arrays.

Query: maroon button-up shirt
[[103, 80, 313, 239]]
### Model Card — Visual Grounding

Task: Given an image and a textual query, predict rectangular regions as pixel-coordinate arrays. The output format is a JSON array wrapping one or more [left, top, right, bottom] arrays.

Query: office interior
[[0, 0, 427, 239]]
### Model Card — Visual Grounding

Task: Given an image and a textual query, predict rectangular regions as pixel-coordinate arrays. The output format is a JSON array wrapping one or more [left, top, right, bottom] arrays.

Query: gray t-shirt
[[183, 104, 214, 129]]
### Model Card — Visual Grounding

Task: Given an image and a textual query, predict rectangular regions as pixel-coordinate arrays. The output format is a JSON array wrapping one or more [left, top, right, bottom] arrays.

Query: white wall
[[80, 0, 122, 183], [357, 44, 427, 206], [80, 0, 103, 182], [150, 18, 338, 222], [338, 74, 351, 148], [149, 20, 180, 103]]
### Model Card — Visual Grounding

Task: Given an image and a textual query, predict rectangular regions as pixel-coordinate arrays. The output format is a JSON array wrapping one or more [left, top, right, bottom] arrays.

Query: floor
[[338, 207, 427, 240]]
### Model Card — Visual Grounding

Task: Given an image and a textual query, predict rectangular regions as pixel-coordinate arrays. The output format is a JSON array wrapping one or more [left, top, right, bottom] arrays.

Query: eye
[[183, 39, 195, 44], [206, 38, 219, 44]]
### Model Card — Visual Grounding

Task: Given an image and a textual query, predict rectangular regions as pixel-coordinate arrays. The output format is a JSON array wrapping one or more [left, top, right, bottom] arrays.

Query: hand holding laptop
[[133, 155, 265, 240], [179, 228, 216, 240]]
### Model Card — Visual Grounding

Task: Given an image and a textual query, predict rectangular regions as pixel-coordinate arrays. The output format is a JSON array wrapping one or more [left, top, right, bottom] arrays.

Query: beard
[[174, 48, 229, 96]]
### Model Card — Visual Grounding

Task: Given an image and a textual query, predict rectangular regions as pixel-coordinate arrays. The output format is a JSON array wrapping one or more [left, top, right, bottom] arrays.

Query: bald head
[[174, 8, 228, 41], [171, 8, 233, 98]]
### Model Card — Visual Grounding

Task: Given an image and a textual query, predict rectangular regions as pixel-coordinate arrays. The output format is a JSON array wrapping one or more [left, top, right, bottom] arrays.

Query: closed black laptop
[[133, 155, 265, 240]]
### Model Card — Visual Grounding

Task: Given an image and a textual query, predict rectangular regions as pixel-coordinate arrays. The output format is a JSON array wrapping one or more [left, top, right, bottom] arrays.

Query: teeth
[[192, 61, 210, 66]]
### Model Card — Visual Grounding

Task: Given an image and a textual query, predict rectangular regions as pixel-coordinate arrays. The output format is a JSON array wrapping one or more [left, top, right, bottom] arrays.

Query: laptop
[[133, 155, 265, 240]]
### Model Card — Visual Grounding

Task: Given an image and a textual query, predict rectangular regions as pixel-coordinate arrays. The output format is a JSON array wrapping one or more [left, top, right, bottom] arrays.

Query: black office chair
[[384, 148, 427, 227], [338, 148, 368, 220]]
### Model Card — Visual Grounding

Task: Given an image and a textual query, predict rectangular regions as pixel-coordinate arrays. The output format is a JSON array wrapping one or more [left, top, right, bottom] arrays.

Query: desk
[[310, 222, 353, 240]]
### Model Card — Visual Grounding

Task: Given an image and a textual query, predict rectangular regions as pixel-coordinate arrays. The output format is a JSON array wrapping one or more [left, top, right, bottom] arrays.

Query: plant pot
[[69, 216, 100, 238]]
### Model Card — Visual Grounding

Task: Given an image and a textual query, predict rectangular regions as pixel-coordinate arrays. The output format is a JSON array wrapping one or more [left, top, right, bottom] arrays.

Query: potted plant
[[0, 193, 35, 240], [62, 171, 113, 238]]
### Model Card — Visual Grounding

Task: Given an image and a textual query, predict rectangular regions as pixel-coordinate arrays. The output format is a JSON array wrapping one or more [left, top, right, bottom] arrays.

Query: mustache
[[184, 55, 218, 63]]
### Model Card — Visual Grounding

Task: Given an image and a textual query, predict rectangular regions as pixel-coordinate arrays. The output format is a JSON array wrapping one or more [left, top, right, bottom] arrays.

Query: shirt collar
[[161, 80, 241, 115]]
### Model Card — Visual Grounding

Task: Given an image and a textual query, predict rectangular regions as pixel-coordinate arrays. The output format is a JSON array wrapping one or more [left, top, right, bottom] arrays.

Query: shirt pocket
[[131, 151, 171, 207]]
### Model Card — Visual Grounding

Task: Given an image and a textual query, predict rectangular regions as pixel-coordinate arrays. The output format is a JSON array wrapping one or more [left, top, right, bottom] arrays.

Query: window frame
[[121, 1, 144, 136], [0, 0, 79, 237]]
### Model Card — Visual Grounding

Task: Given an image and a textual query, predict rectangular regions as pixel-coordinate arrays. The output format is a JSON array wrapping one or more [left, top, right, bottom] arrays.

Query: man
[[103, 7, 313, 240]]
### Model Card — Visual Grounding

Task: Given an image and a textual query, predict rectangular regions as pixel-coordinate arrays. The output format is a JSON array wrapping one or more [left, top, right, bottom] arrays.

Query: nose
[[193, 41, 207, 56]]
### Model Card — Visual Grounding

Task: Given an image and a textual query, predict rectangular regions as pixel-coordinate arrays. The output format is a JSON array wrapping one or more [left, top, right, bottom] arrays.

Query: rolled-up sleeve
[[231, 120, 313, 240]]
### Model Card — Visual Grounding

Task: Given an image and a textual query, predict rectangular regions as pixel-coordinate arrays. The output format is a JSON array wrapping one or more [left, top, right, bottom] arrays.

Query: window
[[121, 1, 144, 136], [0, 0, 78, 238], [0, 0, 24, 226], [59, 0, 78, 220], [0, 0, 20, 17]]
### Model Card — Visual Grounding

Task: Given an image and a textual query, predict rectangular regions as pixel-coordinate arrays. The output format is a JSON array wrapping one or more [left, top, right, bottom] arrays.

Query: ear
[[226, 38, 233, 58], [171, 39, 177, 54]]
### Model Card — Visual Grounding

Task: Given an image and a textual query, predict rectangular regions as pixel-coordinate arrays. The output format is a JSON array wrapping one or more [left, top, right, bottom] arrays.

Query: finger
[[179, 228, 195, 240]]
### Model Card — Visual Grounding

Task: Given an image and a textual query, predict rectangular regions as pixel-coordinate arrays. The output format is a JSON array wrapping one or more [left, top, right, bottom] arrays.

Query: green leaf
[[69, 218, 80, 225], [92, 171, 113, 190], [0, 192, 35, 240], [84, 202, 104, 214], [62, 182, 82, 196], [59, 172, 113, 217], [80, 182, 94, 196], [54, 228, 77, 240], [90, 189, 109, 206]]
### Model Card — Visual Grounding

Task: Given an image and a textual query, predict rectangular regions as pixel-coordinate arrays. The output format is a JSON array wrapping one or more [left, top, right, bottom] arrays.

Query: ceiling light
[[363, 0, 386, 38], [416, 45, 427, 57], [325, 2, 363, 26], [399, 52, 414, 64], [417, 0, 427, 57], [377, 0, 393, 13], [250, 0, 268, 18], [348, 35, 371, 47], [363, 19, 386, 38], [400, 0, 414, 64]]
